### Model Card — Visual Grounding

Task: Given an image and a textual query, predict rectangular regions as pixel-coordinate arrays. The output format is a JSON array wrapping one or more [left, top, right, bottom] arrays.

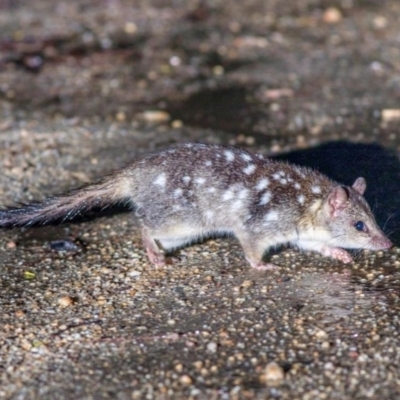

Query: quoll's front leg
[[319, 246, 353, 264], [297, 240, 353, 264]]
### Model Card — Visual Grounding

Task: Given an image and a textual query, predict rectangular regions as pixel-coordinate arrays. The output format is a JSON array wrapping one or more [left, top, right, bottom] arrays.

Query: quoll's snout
[[381, 237, 392, 249], [372, 235, 392, 250]]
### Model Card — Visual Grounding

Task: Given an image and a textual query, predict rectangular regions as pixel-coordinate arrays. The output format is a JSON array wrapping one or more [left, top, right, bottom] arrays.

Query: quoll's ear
[[352, 177, 367, 195], [328, 186, 349, 217]]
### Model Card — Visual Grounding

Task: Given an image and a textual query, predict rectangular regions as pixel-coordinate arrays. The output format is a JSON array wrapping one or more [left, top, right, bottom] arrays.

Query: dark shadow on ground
[[274, 141, 400, 243]]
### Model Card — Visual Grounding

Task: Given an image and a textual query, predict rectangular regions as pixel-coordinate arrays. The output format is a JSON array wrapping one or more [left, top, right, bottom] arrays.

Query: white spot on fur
[[311, 185, 321, 194], [224, 150, 235, 162], [256, 178, 270, 191], [265, 210, 279, 221], [280, 178, 288, 185], [272, 173, 281, 180], [205, 210, 214, 219], [207, 187, 216, 193], [295, 168, 306, 178], [173, 188, 183, 198], [153, 173, 166, 187], [297, 194, 305, 205], [243, 164, 256, 175], [240, 153, 252, 162], [222, 189, 234, 201], [238, 188, 249, 199], [279, 171, 285, 176], [294, 182, 301, 190], [259, 192, 271, 205], [231, 200, 243, 210], [182, 176, 191, 184], [205, 160, 212, 166], [195, 177, 206, 185]]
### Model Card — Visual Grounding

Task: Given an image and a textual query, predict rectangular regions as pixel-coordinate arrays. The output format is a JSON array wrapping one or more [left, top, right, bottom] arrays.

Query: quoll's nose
[[375, 236, 393, 250]]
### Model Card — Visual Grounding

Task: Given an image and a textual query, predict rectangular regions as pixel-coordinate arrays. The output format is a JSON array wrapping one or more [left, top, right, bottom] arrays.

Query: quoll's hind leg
[[141, 227, 166, 267], [236, 233, 279, 271]]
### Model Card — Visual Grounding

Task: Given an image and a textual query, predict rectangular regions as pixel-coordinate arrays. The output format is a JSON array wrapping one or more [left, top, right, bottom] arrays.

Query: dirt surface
[[1, 0, 400, 399]]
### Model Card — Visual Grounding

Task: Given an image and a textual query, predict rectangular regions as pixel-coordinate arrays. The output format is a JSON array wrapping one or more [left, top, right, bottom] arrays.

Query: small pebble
[[58, 296, 74, 307], [142, 110, 170, 122], [50, 240, 79, 252], [323, 7, 342, 24], [179, 375, 193, 386], [207, 342, 218, 353], [381, 109, 400, 122], [6, 241, 17, 249], [261, 361, 285, 385]]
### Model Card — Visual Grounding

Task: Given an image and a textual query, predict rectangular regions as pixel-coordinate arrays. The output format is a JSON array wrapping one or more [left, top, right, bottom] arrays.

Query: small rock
[[175, 363, 183, 372], [116, 111, 126, 122], [179, 375, 192, 386], [373, 15, 387, 30], [315, 328, 328, 339], [21, 339, 32, 351], [124, 22, 137, 34], [50, 240, 79, 252], [206, 342, 218, 353], [381, 109, 400, 122], [171, 119, 183, 128], [58, 296, 74, 307], [141, 110, 170, 123], [323, 7, 342, 24], [261, 361, 285, 385]]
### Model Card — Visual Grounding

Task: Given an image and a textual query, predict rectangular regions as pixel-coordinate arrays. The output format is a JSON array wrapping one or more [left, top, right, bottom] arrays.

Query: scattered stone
[[50, 240, 80, 252], [323, 7, 343, 24], [179, 375, 193, 386], [141, 110, 170, 123], [206, 342, 218, 353], [261, 361, 285, 385], [381, 109, 400, 127], [58, 296, 74, 307]]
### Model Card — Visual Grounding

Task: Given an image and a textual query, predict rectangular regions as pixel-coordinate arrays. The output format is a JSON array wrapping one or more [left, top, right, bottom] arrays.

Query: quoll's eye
[[354, 221, 366, 232]]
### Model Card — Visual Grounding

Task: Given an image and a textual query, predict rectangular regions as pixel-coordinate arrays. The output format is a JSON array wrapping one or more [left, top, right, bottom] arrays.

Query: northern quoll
[[0, 143, 392, 269]]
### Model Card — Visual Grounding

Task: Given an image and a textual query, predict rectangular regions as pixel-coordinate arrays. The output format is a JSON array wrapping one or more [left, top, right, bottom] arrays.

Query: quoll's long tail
[[0, 174, 133, 229]]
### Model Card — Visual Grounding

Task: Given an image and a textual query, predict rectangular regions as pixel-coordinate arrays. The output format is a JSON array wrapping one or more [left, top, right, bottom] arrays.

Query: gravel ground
[[1, 1, 400, 399]]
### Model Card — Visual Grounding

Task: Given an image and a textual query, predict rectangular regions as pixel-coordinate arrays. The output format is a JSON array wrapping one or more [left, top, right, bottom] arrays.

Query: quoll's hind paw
[[247, 259, 280, 271], [322, 246, 353, 264], [252, 263, 280, 271], [146, 248, 166, 267]]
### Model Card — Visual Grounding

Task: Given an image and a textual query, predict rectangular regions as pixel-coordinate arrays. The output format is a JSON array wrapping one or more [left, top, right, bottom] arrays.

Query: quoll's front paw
[[322, 246, 353, 264]]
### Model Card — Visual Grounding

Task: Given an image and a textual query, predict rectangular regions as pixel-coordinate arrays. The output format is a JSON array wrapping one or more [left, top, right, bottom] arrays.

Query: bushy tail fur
[[0, 174, 133, 229]]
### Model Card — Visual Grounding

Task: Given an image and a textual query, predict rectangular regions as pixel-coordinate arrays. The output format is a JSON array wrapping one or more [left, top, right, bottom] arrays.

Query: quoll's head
[[324, 177, 392, 251]]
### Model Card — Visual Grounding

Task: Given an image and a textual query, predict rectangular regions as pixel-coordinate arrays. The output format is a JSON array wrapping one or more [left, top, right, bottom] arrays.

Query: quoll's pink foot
[[247, 259, 280, 271], [321, 246, 353, 264], [142, 227, 166, 267], [145, 247, 166, 267]]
